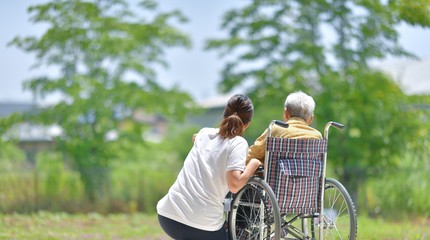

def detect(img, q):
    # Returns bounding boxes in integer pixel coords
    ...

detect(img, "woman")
[157,94,262,240]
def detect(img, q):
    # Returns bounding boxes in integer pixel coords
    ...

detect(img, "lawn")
[0,212,167,240]
[0,212,429,239]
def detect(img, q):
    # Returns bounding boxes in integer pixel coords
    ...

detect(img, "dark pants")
[158,214,228,240]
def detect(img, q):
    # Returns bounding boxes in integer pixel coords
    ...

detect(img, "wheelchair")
[227,120,357,240]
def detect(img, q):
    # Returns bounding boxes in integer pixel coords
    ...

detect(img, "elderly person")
[246,91,322,165]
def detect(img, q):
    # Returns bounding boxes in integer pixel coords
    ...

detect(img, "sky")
[1,1,430,104]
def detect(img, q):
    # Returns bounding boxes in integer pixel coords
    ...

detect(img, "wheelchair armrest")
[255,166,264,176]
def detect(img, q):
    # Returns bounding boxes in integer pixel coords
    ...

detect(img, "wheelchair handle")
[267,120,289,138]
[324,121,345,139]
[273,120,289,128]
[330,121,344,130]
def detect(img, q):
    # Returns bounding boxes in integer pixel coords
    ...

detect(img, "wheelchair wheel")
[228,177,281,240]
[302,178,357,240]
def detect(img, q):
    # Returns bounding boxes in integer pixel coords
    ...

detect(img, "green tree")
[8,0,195,203]
[206,0,430,207]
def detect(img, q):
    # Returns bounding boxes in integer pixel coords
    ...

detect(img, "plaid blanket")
[266,138,327,215]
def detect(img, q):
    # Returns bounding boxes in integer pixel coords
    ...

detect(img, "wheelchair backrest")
[265,137,328,215]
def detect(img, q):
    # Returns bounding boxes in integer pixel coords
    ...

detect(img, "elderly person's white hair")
[284,91,315,122]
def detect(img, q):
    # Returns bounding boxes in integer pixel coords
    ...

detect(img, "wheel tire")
[302,178,357,240]
[228,177,281,240]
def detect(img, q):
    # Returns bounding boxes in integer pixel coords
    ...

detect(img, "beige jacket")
[246,117,322,164]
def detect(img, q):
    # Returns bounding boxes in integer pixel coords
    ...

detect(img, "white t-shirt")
[156,127,248,231]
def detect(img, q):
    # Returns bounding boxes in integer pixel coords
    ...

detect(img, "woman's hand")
[226,158,262,194]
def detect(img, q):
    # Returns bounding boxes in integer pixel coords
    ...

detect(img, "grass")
[0,212,168,240]
[0,212,429,239]
[357,215,430,240]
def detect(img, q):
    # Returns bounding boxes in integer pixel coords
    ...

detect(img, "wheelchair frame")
[228,120,357,240]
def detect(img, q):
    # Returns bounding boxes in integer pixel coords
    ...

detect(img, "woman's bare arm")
[226,158,262,194]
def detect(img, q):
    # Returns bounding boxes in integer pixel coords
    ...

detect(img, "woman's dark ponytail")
[219,94,254,139]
